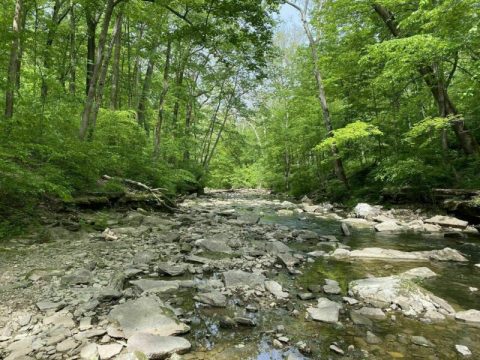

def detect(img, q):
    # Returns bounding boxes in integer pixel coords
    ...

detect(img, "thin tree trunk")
[91,11,123,132]
[153,39,172,158]
[85,9,99,96]
[373,3,479,155]
[110,11,123,109]
[79,0,119,140]
[136,49,156,133]
[5,0,23,119]
[286,1,349,187]
[69,1,76,95]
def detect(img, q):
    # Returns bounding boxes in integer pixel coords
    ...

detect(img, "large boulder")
[455,309,480,326]
[332,247,467,262]
[354,203,381,219]
[109,297,190,338]
[348,268,455,319]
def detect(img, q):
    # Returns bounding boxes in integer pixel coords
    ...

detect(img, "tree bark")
[373,3,479,155]
[110,11,123,109]
[4,0,24,119]
[153,39,172,158]
[136,48,157,133]
[69,1,76,95]
[286,1,349,187]
[79,0,119,140]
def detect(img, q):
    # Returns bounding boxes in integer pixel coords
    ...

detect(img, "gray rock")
[425,215,468,229]
[234,317,256,326]
[329,344,344,355]
[109,297,190,338]
[36,300,65,312]
[455,309,480,325]
[157,262,186,277]
[411,336,433,347]
[184,255,211,265]
[80,343,98,359]
[353,307,386,320]
[194,291,227,307]
[265,241,292,255]
[455,345,472,357]
[98,343,123,359]
[374,221,404,232]
[341,223,351,236]
[130,279,179,293]
[265,280,289,299]
[333,247,467,262]
[323,279,341,295]
[307,298,342,323]
[127,333,191,358]
[222,270,266,289]
[62,268,92,285]
[350,311,373,326]
[133,251,157,265]
[366,331,382,344]
[196,238,232,254]
[354,203,380,219]
[56,338,78,353]
[297,293,315,300]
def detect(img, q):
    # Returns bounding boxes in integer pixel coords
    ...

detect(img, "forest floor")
[1,190,480,360]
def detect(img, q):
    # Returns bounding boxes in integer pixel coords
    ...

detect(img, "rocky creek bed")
[1,189,480,360]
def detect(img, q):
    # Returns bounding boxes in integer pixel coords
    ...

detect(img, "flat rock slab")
[348,268,455,318]
[194,291,227,307]
[374,221,404,232]
[109,297,190,338]
[333,247,467,262]
[265,280,289,299]
[425,215,468,229]
[222,270,266,289]
[157,262,187,276]
[455,309,480,325]
[196,239,232,254]
[98,343,123,359]
[307,298,342,323]
[130,279,180,293]
[127,333,191,358]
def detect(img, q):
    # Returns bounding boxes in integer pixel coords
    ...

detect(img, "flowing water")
[181,191,480,360]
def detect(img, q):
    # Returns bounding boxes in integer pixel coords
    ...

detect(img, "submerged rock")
[109,297,190,338]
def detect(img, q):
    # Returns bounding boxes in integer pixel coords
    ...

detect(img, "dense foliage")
[207,0,480,202]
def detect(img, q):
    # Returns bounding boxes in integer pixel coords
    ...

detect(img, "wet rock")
[354,203,381,219]
[109,297,190,338]
[329,344,345,355]
[350,311,373,326]
[455,345,472,357]
[323,279,341,295]
[127,333,191,358]
[219,316,236,328]
[411,336,433,347]
[333,247,467,262]
[455,309,480,325]
[297,293,315,300]
[222,270,266,289]
[234,317,256,326]
[374,221,404,232]
[98,343,123,359]
[307,298,342,323]
[194,291,227,307]
[348,268,454,318]
[341,223,351,236]
[265,280,289,299]
[157,262,187,277]
[424,215,468,229]
[366,331,382,344]
[353,307,386,320]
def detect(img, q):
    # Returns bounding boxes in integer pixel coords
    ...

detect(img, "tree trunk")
[110,11,123,109]
[373,3,479,155]
[90,11,123,132]
[286,1,349,187]
[4,0,23,119]
[85,9,99,96]
[153,39,172,158]
[79,0,118,140]
[136,48,156,133]
[69,1,76,95]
